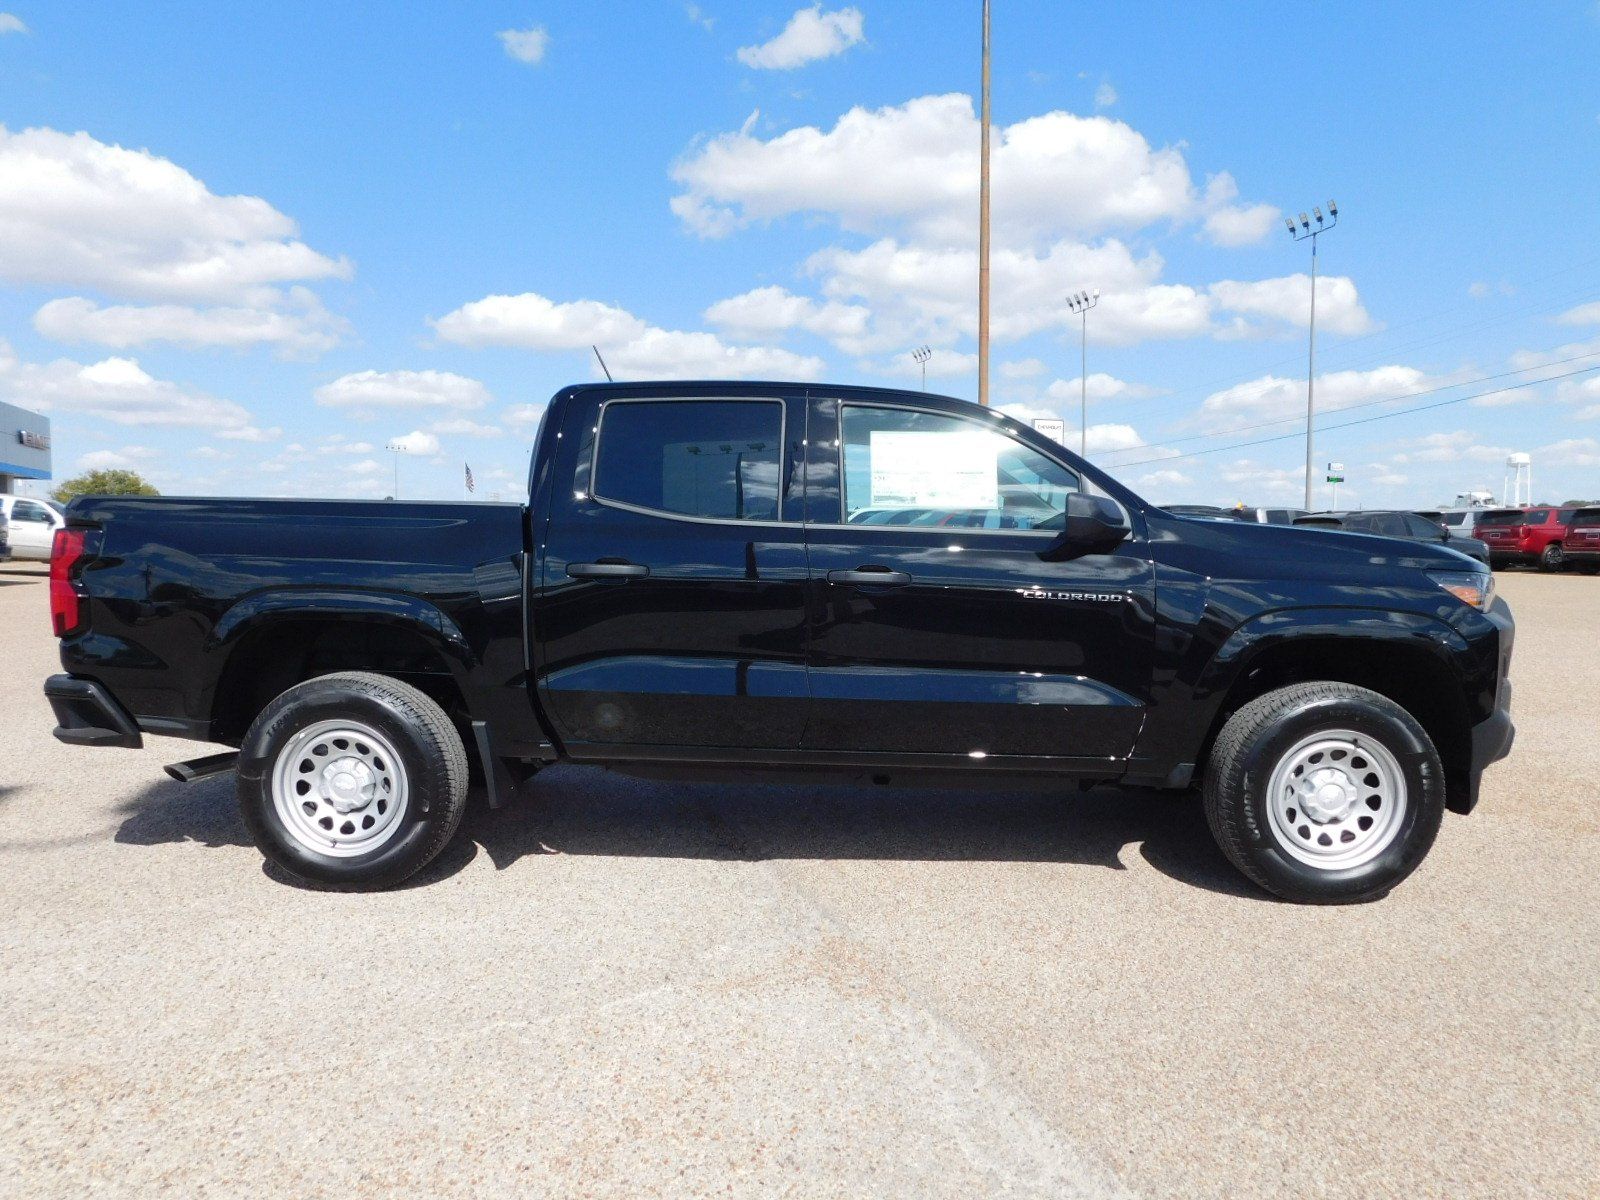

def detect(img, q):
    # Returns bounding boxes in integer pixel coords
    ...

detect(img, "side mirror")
[1038,493,1129,561]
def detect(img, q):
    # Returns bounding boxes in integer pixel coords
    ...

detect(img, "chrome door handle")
[826,567,911,587]
[567,561,650,579]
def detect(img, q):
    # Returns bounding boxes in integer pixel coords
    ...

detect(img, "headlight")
[1428,570,1495,611]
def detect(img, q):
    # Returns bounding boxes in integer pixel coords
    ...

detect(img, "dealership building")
[1,401,52,494]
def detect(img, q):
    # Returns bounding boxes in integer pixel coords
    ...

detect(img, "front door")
[802,396,1155,763]
[534,389,811,753]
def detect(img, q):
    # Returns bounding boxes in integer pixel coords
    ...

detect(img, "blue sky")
[2,2,1598,506]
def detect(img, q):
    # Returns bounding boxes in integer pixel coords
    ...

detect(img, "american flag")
[464,462,475,493]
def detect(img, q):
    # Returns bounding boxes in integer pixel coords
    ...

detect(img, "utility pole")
[912,345,932,390]
[1286,200,1338,510]
[977,0,991,406]
[1065,289,1099,457]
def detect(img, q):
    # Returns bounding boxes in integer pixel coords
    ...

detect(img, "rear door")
[532,389,811,753]
[800,395,1155,762]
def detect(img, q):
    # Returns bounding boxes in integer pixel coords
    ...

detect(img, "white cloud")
[215,424,280,443]
[1388,430,1510,465]
[434,290,825,380]
[314,369,491,413]
[0,14,27,35]
[874,347,977,379]
[703,285,868,344]
[1044,373,1160,404]
[504,403,548,428]
[1539,437,1600,468]
[388,430,442,457]
[1202,203,1280,248]
[736,6,864,70]
[1000,358,1047,380]
[430,417,504,437]
[433,293,647,350]
[1207,274,1373,336]
[1557,301,1600,326]
[1130,467,1190,493]
[75,446,156,472]
[1196,365,1431,431]
[672,94,1219,246]
[0,126,349,304]
[33,288,348,355]
[497,26,549,65]
[685,5,715,32]
[603,328,824,380]
[0,344,255,431]
[1093,81,1117,109]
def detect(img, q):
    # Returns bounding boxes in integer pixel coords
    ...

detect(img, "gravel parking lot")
[2,562,1595,1199]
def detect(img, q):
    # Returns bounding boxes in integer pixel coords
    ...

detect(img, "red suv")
[1565,507,1600,573]
[1472,507,1577,571]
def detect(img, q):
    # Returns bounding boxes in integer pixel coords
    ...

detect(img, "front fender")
[1195,605,1472,705]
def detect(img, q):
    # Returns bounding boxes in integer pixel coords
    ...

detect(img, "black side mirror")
[1038,493,1129,561]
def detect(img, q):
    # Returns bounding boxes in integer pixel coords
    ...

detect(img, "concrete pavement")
[1,564,1595,1198]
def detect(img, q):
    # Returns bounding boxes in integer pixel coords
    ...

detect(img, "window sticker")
[868,430,999,510]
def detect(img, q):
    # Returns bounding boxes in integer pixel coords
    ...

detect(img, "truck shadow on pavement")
[112,763,1262,900]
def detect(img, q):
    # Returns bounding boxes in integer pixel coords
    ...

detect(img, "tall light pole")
[1286,200,1338,509]
[912,345,932,390]
[977,0,991,406]
[1065,289,1099,457]
[385,440,403,500]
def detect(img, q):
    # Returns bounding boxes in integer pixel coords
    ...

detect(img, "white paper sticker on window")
[868,430,999,510]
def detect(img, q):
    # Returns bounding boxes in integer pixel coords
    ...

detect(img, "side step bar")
[164,752,239,783]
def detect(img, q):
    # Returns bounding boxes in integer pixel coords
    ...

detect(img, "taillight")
[50,527,88,637]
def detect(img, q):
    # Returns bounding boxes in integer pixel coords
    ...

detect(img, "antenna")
[592,345,614,382]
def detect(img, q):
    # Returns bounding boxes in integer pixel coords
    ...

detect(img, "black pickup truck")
[44,381,1515,902]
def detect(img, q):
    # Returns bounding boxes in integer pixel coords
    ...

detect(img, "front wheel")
[1204,682,1446,903]
[238,672,470,890]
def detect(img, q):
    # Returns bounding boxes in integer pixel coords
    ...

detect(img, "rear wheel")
[1204,682,1446,903]
[238,672,469,890]
[1539,543,1565,572]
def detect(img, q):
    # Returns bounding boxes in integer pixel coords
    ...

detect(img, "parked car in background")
[1294,510,1491,565]
[0,506,10,563]
[1161,504,1235,520]
[0,494,67,561]
[1563,507,1600,573]
[1470,507,1575,572]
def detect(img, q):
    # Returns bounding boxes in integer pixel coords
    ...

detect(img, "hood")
[1145,510,1483,584]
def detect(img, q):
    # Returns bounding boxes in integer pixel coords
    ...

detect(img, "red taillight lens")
[50,527,88,637]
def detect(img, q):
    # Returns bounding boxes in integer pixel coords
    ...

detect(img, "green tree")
[52,468,160,504]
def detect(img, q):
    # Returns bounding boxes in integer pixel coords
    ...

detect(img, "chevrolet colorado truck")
[44,381,1515,902]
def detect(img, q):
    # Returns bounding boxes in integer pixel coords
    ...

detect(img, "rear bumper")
[44,675,144,749]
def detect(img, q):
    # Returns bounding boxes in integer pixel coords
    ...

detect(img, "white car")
[0,494,65,561]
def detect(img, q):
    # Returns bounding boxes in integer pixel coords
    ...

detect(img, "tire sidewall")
[238,680,455,887]
[1233,695,1444,902]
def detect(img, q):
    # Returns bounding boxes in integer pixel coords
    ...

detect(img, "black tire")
[1203,682,1446,904]
[237,671,469,890]
[1539,543,1565,572]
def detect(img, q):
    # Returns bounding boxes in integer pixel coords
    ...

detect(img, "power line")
[1100,348,1600,457]
[1112,362,1600,468]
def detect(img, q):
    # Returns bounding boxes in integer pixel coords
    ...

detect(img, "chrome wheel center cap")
[1300,768,1356,822]
[322,756,375,814]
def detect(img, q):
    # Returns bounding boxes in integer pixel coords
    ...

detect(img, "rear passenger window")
[593,399,784,522]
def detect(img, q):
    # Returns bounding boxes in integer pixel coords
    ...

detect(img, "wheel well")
[209,619,469,746]
[1202,638,1473,808]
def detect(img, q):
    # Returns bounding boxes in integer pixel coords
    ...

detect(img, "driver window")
[839,405,1080,530]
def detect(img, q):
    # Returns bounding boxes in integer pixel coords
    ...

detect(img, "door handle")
[826,567,911,587]
[567,561,650,579]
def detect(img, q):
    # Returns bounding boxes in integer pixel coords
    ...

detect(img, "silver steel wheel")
[270,719,409,858]
[1265,729,1407,870]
